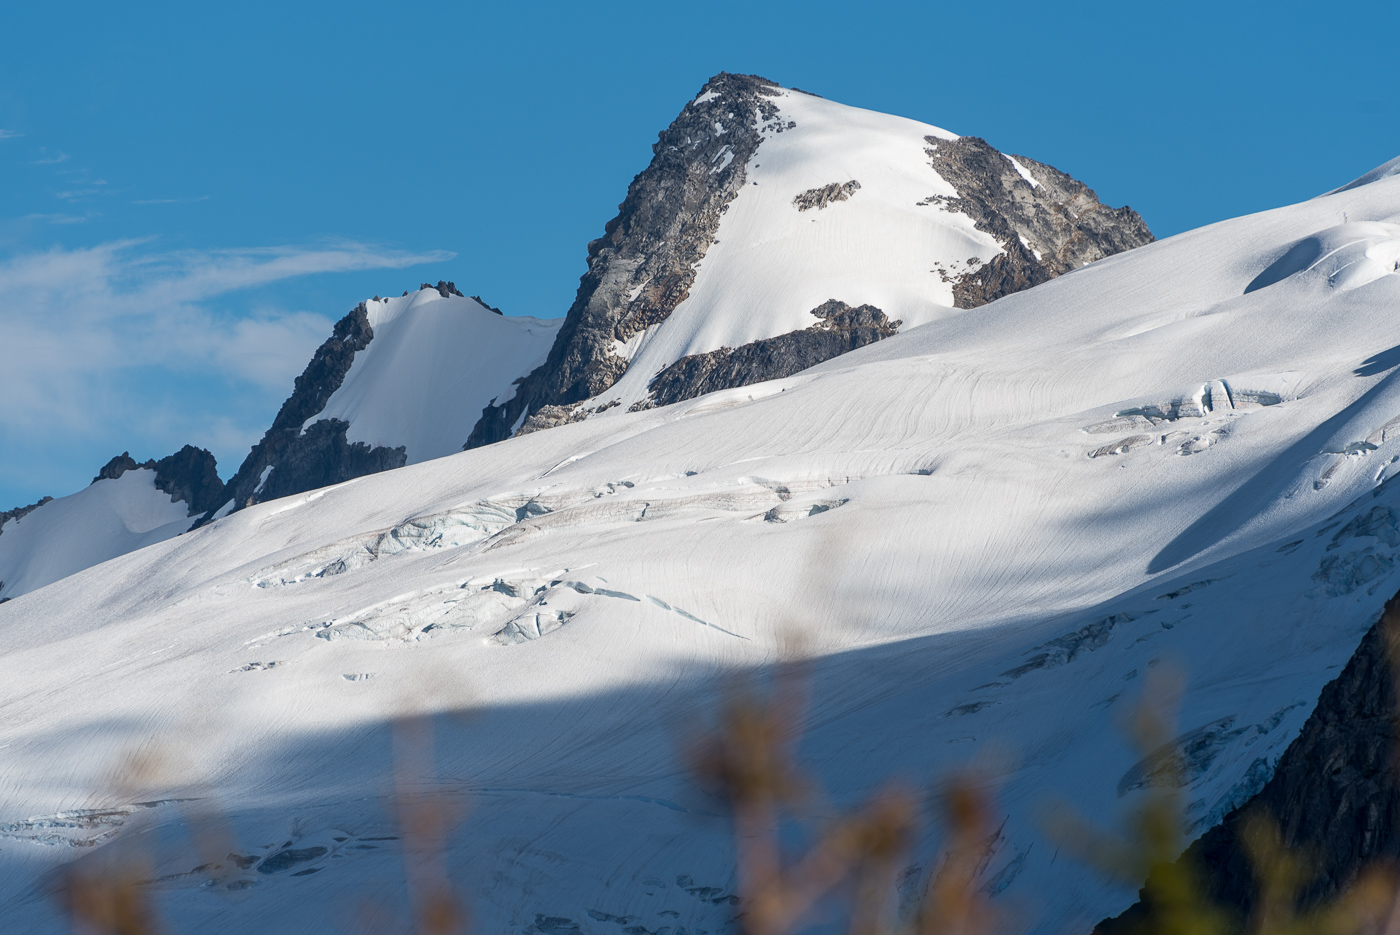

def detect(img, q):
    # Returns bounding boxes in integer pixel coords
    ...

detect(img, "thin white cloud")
[22,212,92,225]
[132,195,210,205]
[0,240,455,436]
[0,130,22,140]
[30,150,69,165]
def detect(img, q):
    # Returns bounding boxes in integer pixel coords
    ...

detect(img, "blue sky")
[1,0,1395,510]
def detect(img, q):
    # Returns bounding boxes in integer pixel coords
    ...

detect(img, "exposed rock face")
[93,452,141,483]
[88,447,225,517]
[1096,591,1400,933]
[204,301,405,522]
[633,300,899,411]
[464,72,782,449]
[425,280,463,298]
[471,294,505,315]
[922,136,1154,308]
[0,497,53,535]
[149,445,226,517]
[793,180,861,211]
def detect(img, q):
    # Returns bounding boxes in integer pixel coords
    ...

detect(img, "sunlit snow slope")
[0,469,191,601]
[469,73,1149,441]
[1,161,1399,934]
[310,291,562,462]
[596,90,981,412]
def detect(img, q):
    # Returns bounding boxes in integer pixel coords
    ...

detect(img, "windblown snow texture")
[4,89,1400,935]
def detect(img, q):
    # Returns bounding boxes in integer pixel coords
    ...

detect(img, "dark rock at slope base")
[464,71,783,450]
[202,301,405,523]
[1096,590,1400,934]
[923,135,1153,308]
[633,300,900,411]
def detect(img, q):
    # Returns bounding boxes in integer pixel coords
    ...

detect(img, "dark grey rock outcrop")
[1095,590,1400,934]
[93,452,141,483]
[465,72,783,449]
[632,300,899,410]
[0,496,53,535]
[88,447,225,517]
[793,180,861,211]
[149,445,226,517]
[471,294,505,315]
[202,300,405,522]
[923,135,1154,309]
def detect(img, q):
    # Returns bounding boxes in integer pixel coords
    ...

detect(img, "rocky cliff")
[1096,590,1400,932]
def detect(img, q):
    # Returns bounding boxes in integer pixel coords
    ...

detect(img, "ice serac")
[206,283,561,522]
[1097,591,1400,934]
[465,72,782,446]
[466,73,1154,434]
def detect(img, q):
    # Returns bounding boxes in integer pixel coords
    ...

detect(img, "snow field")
[0,153,1399,932]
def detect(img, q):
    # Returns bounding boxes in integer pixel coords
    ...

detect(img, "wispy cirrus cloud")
[132,195,210,206]
[0,239,453,449]
[0,130,23,140]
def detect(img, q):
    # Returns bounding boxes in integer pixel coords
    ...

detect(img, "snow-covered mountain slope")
[210,283,561,519]
[1,161,1398,933]
[467,72,1152,444]
[0,447,222,601]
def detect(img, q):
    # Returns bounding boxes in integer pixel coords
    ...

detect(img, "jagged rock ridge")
[465,72,783,448]
[94,447,226,517]
[923,136,1154,308]
[1097,590,1400,933]
[633,299,899,410]
[0,497,53,536]
[203,301,406,523]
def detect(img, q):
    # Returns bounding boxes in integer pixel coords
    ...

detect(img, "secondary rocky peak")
[465,72,782,448]
[92,452,141,484]
[203,300,401,523]
[464,74,1153,446]
[89,447,225,517]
